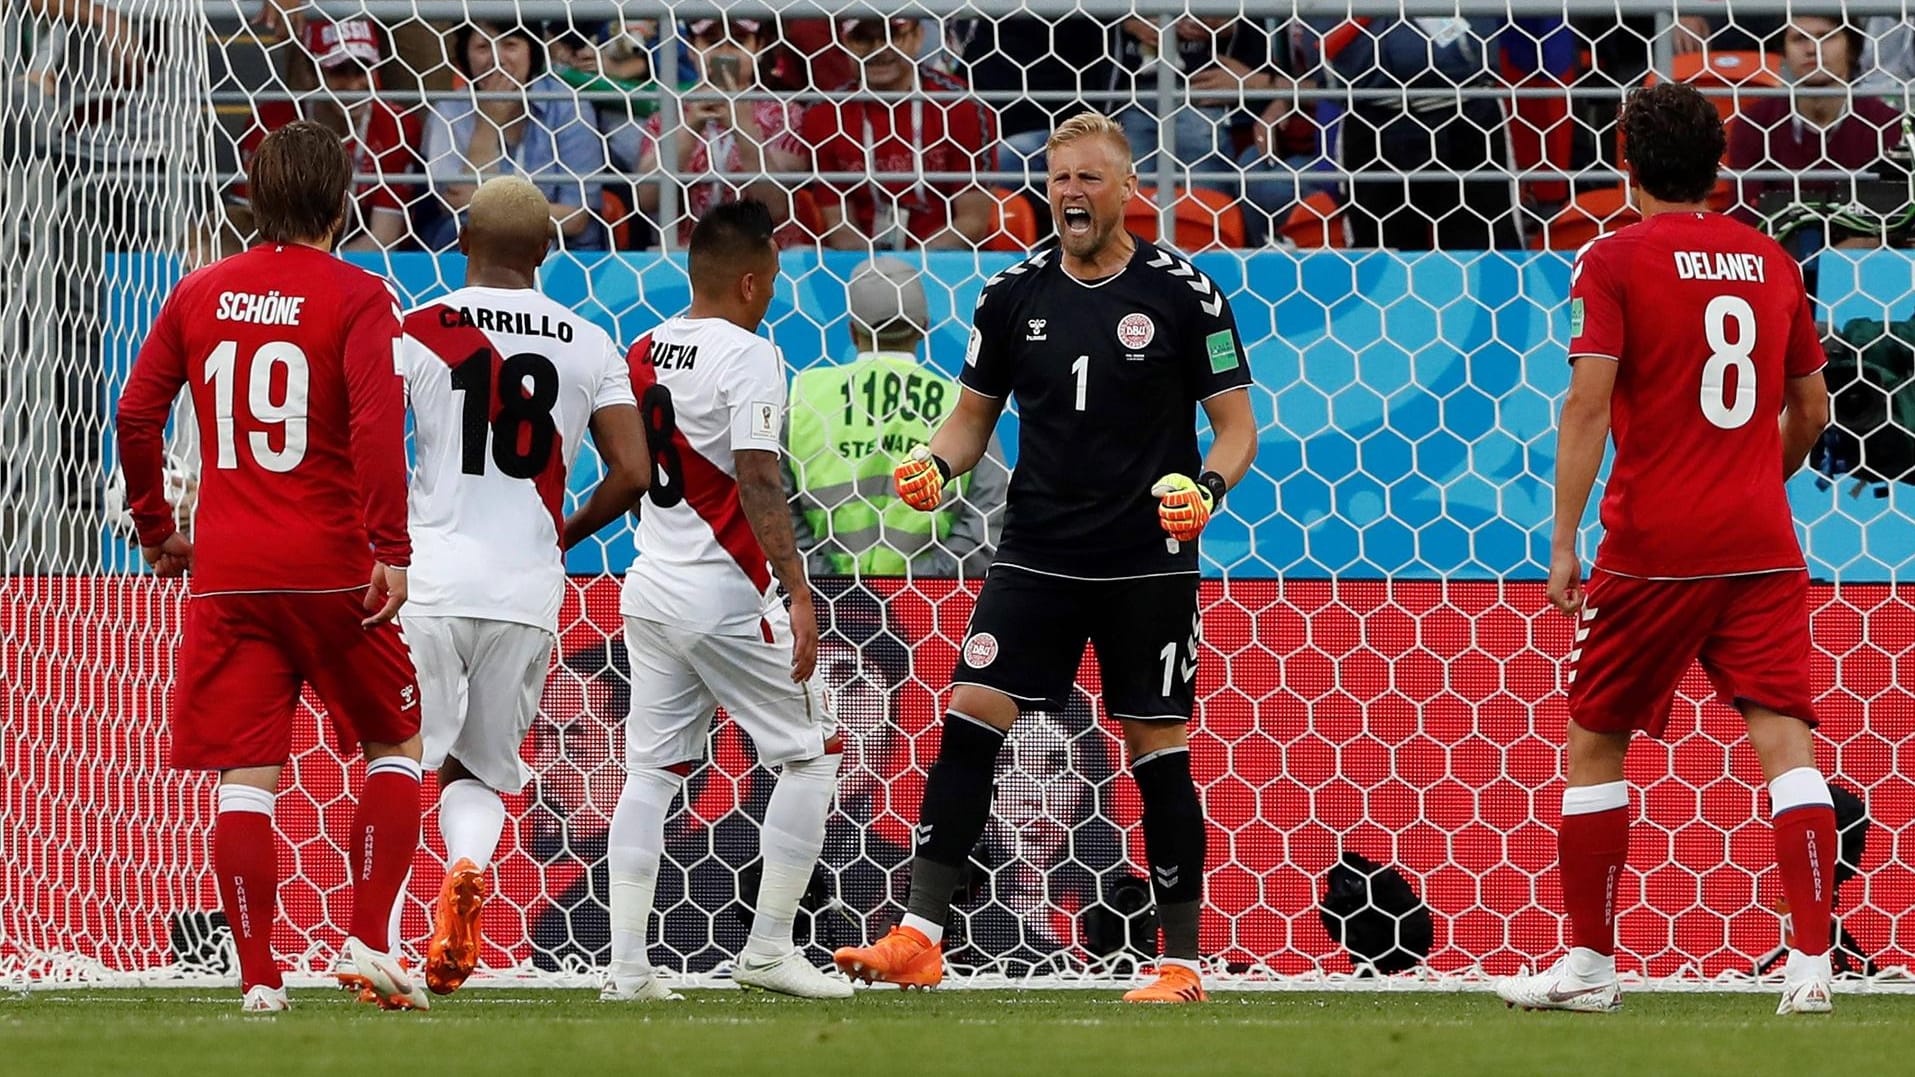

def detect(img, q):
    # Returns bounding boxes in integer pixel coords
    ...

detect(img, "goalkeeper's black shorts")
[949,564,1200,720]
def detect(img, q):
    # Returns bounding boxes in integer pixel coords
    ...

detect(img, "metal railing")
[207,1,1915,17]
[191,0,1915,246]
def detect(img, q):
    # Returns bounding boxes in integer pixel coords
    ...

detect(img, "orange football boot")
[425,857,487,995]
[832,925,943,989]
[1122,964,1207,1003]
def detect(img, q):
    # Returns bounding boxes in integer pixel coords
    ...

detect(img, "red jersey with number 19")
[1567,212,1825,579]
[116,244,411,595]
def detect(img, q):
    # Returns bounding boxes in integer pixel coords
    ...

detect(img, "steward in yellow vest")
[784,258,1007,578]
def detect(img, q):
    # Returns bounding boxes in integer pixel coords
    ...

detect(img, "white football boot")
[600,970,684,1002]
[1776,950,1834,1015]
[1495,951,1622,1013]
[733,949,855,999]
[240,984,290,1014]
[341,936,431,1011]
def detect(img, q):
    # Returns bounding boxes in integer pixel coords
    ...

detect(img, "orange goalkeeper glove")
[1152,471,1227,542]
[894,446,951,511]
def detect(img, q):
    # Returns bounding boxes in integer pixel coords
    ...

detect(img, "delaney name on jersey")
[1672,250,1768,283]
[436,304,576,342]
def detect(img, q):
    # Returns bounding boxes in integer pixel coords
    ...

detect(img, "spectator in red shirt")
[632,18,810,247]
[1729,15,1904,237]
[238,18,421,250]
[799,18,997,250]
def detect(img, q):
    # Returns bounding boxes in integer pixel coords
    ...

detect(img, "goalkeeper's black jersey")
[958,237,1253,579]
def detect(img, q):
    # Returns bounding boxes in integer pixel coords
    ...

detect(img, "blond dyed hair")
[1045,111,1135,175]
[468,175,552,230]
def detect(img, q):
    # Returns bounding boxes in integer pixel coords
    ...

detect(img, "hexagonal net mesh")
[4,0,1914,990]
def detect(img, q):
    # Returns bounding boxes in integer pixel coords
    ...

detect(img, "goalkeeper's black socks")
[903,711,1006,938]
[1134,745,1206,961]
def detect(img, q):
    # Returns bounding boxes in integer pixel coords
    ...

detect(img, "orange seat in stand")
[1640,51,1780,211]
[1531,186,1640,250]
[1125,186,1248,251]
[1280,191,1347,249]
[984,187,1039,252]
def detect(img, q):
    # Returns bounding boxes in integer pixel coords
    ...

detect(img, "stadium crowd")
[224,8,1913,256]
[8,1,1914,573]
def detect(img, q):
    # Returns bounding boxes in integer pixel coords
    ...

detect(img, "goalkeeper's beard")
[1062,212,1120,261]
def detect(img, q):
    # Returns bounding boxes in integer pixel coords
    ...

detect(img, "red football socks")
[349,755,423,950]
[1559,782,1630,956]
[1771,767,1837,957]
[215,784,282,991]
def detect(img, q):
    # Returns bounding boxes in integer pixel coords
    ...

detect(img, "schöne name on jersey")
[436,304,576,342]
[1672,250,1768,283]
[642,341,699,370]
[215,290,306,326]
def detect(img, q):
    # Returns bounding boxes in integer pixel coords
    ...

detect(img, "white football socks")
[607,767,681,980]
[745,752,840,961]
[438,779,506,871]
[899,914,945,945]
[218,783,274,817]
[1566,946,1617,981]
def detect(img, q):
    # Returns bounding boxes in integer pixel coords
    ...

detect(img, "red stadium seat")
[1649,51,1783,123]
[984,187,1039,252]
[791,188,825,244]
[1280,191,1347,249]
[1125,186,1247,251]
[1639,52,1779,211]
[599,188,636,250]
[1531,187,1640,251]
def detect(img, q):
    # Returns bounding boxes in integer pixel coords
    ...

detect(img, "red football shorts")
[169,590,421,770]
[1566,568,1816,738]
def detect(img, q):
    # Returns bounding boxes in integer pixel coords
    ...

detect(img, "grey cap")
[846,256,930,338]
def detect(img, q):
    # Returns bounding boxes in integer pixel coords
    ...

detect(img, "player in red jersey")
[1496,84,1836,1016]
[115,121,429,1014]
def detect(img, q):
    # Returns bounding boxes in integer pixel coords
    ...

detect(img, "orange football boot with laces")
[425,857,487,995]
[1123,964,1207,1003]
[833,925,944,989]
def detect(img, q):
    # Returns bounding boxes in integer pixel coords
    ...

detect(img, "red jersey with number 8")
[117,244,411,595]
[1567,212,1826,579]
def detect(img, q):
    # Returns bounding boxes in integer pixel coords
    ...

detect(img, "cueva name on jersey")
[215,290,306,326]
[436,304,576,342]
[645,341,699,370]
[1672,250,1768,284]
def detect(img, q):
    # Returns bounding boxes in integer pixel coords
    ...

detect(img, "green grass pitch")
[4,988,1909,1077]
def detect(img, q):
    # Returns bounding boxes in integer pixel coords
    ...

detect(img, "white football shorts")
[408,614,556,793]
[622,604,834,771]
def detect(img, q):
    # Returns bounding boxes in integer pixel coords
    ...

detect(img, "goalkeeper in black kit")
[832,112,1259,1002]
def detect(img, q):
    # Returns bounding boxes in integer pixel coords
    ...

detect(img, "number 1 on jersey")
[1072,354,1088,411]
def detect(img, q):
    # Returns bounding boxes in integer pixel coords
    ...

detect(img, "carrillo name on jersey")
[435,303,576,342]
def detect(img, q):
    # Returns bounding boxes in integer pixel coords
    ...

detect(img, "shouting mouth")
[1062,206,1093,237]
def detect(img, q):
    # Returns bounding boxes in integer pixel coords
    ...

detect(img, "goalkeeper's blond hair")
[1045,111,1135,176]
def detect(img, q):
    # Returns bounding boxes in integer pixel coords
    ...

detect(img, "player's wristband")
[931,454,953,483]
[1197,470,1228,508]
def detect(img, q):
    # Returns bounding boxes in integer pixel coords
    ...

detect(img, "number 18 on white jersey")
[400,285,635,632]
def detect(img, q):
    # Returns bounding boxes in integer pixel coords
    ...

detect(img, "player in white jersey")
[604,200,849,1001]
[397,177,651,996]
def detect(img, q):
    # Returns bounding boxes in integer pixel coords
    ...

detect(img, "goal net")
[5,0,1914,990]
